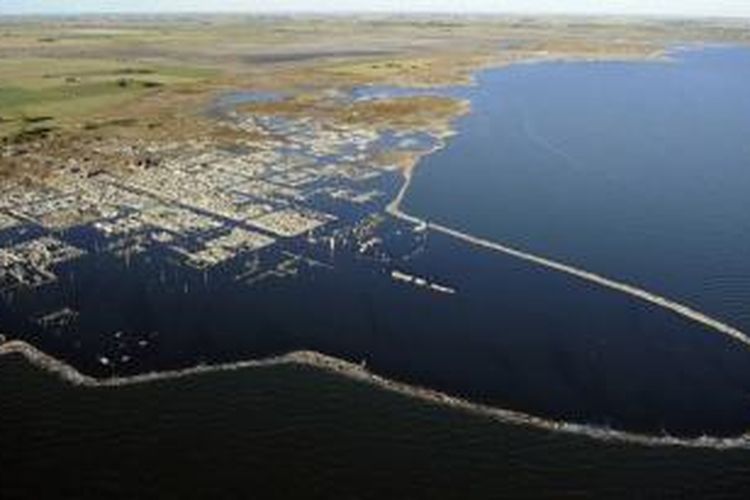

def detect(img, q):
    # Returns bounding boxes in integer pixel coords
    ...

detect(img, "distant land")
[2,14,750,498]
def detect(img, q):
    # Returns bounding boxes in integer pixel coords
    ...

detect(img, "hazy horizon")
[2,1,750,19]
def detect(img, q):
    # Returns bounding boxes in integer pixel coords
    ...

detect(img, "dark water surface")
[4,46,750,497]
[404,47,750,333]
[2,355,750,499]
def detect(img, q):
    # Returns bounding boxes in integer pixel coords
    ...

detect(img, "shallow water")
[3,46,750,440]
[5,219,750,436]
[5,45,750,499]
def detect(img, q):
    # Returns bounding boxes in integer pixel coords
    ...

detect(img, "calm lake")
[405,46,750,334]
[3,48,750,494]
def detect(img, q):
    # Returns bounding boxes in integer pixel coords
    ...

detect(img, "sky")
[1,1,750,18]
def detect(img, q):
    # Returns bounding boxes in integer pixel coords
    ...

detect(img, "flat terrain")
[1,14,748,181]
[3,17,750,498]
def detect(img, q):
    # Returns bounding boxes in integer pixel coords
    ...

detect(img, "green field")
[0,56,216,139]
[1,15,747,174]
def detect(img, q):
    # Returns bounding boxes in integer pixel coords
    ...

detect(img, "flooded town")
[6,19,750,498]
[0,91,454,374]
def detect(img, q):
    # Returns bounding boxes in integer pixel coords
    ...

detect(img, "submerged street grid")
[0,100,451,370]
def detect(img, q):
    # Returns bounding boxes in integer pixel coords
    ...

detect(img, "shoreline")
[2,339,750,450]
[385,46,750,351]
[4,45,750,451]
[387,166,750,350]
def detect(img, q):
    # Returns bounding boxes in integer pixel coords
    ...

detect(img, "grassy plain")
[0,15,748,179]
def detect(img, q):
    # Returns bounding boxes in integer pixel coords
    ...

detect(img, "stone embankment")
[2,339,750,450]
[386,158,750,350]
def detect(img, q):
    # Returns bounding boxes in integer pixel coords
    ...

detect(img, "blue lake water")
[7,45,750,500]
[404,46,750,333]
[4,46,750,440]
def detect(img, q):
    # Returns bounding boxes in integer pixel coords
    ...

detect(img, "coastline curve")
[386,157,750,350]
[4,49,750,453]
[2,339,750,451]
